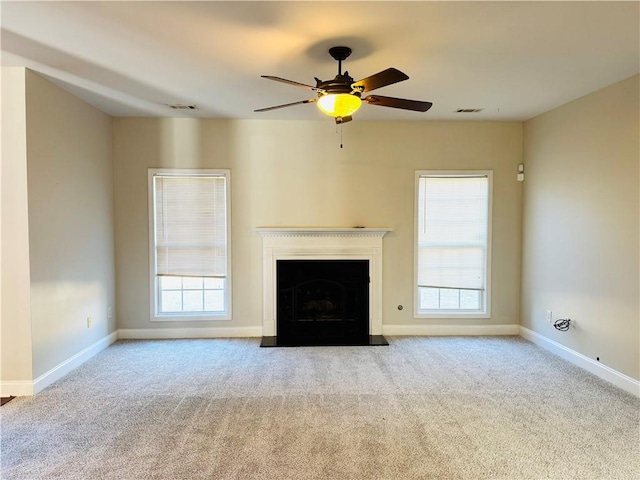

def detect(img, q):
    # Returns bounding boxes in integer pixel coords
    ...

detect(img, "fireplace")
[256,228,391,347]
[277,260,369,346]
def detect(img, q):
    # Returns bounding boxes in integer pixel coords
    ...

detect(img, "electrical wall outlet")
[86,317,92,328]
[107,307,112,319]
[546,310,552,323]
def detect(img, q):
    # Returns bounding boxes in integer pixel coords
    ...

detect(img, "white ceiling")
[2,1,638,121]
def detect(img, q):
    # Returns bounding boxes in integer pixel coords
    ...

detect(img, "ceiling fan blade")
[364,95,433,112]
[254,99,316,112]
[352,68,409,93]
[261,76,324,92]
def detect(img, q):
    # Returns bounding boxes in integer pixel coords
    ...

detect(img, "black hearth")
[261,259,388,347]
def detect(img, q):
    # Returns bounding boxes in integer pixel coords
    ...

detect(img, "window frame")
[148,168,232,322]
[414,170,492,319]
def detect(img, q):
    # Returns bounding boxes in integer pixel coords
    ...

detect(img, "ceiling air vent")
[455,108,483,113]
[167,104,199,110]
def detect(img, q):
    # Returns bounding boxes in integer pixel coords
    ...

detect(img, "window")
[415,171,491,317]
[148,169,231,320]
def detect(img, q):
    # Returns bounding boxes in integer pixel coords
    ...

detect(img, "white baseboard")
[117,326,263,339]
[383,324,520,336]
[519,326,639,397]
[0,331,119,397]
[32,331,119,394]
[7,326,635,398]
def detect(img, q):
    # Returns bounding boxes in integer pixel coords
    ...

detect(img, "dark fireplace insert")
[261,259,388,347]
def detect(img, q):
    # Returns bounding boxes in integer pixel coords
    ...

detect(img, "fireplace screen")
[276,260,369,346]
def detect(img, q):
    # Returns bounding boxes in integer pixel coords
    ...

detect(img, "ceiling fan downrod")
[328,46,352,76]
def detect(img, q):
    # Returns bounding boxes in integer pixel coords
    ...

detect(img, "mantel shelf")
[255,227,393,237]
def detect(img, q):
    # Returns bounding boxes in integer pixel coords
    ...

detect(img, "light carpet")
[1,336,638,479]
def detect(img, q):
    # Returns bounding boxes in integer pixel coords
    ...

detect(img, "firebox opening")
[267,259,385,347]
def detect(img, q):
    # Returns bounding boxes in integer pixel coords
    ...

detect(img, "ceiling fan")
[255,46,433,124]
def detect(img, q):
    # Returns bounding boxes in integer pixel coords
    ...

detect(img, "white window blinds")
[417,175,489,291]
[154,174,227,278]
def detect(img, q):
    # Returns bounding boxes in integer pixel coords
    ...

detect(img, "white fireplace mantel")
[255,227,393,237]
[256,227,393,337]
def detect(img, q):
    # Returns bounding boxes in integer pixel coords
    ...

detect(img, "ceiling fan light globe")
[317,93,362,118]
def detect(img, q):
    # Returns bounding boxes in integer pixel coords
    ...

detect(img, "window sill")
[151,313,231,322]
[414,312,490,319]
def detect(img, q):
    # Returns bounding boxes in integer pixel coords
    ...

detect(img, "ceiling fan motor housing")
[316,74,363,98]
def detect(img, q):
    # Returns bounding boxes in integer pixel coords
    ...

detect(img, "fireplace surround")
[256,228,392,346]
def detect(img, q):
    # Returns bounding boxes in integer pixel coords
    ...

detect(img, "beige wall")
[522,75,640,380]
[113,118,523,330]
[7,67,637,388]
[25,71,116,378]
[4,65,637,390]
[1,67,34,391]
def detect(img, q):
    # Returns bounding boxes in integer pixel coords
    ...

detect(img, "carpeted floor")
[1,336,638,479]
